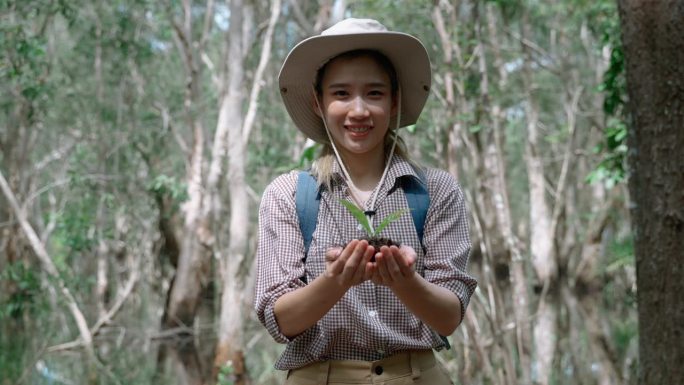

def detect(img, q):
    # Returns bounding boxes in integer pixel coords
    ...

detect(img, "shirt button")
[374,366,384,375]
[368,310,377,317]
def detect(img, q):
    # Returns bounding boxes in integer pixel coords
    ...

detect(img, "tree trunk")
[520,9,557,385]
[159,1,216,384]
[617,2,684,384]
[213,0,250,383]
[482,6,533,383]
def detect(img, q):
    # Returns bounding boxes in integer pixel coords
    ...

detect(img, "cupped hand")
[325,239,374,288]
[370,245,417,287]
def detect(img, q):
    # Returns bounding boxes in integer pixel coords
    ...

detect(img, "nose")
[349,96,370,118]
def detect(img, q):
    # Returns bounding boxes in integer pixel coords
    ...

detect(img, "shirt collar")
[330,155,423,191]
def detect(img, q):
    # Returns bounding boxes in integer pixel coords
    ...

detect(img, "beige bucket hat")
[278,18,432,144]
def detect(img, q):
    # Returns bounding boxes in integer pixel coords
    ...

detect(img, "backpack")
[295,170,429,255]
[294,170,451,349]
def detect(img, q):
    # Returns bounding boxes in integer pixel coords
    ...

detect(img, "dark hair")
[314,49,399,97]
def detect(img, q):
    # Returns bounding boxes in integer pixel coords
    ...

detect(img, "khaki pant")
[284,350,454,385]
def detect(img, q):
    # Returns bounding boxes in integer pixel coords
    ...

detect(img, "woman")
[255,18,477,384]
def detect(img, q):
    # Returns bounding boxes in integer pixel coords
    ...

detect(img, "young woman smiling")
[255,18,477,385]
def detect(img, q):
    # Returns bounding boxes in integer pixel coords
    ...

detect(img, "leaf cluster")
[339,199,408,239]
[0,264,47,320]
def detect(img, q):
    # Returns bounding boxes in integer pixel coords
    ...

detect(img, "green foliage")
[217,362,236,385]
[274,142,320,173]
[486,0,523,20]
[0,0,77,116]
[588,0,628,188]
[340,199,374,235]
[147,174,188,203]
[0,263,46,320]
[605,235,634,274]
[339,199,408,239]
[586,118,627,189]
[54,195,97,253]
[0,327,27,381]
[374,209,409,236]
[0,263,49,383]
[612,317,638,360]
[601,46,626,116]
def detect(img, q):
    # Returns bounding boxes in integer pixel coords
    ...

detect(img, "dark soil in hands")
[361,237,400,262]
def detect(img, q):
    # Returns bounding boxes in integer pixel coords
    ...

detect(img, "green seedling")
[339,199,408,240]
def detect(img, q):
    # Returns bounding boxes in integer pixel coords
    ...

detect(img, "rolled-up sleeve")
[422,170,478,324]
[254,172,308,343]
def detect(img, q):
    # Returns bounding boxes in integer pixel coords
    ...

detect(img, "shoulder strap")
[296,171,321,257]
[402,169,430,245]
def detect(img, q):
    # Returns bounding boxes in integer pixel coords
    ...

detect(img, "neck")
[339,149,386,192]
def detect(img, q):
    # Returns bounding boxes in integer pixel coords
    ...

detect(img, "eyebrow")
[326,82,390,89]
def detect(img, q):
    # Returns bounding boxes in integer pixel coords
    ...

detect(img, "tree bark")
[520,9,557,385]
[617,2,684,384]
[159,1,216,384]
[213,0,257,383]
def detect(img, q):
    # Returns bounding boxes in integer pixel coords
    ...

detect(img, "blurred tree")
[617,2,684,385]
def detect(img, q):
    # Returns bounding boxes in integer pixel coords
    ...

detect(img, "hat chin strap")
[313,87,402,233]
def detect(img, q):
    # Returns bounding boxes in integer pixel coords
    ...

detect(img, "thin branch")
[242,0,281,145]
[149,326,195,340]
[201,52,221,89]
[46,256,140,353]
[287,0,313,35]
[0,169,95,358]
[199,0,215,52]
[23,174,123,209]
[30,139,77,175]
[550,86,583,237]
[152,102,189,155]
[169,12,193,78]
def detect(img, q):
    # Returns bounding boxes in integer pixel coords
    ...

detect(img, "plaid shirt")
[254,156,477,370]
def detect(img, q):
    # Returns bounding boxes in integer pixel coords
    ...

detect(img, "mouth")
[345,124,372,134]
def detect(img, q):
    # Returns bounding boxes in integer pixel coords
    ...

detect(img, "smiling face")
[316,52,397,159]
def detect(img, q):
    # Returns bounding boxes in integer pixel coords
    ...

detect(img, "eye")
[332,89,349,97]
[368,89,385,98]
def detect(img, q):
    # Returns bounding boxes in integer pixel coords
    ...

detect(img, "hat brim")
[278,32,431,144]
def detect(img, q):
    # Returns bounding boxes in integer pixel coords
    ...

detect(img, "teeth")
[347,126,370,132]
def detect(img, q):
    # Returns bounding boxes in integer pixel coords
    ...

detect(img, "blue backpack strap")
[295,170,320,262]
[402,169,430,245]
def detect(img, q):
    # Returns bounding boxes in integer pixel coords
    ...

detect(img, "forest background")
[1,0,669,384]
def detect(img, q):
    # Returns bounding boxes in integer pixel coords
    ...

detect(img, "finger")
[389,245,410,275]
[364,260,375,281]
[383,247,404,281]
[376,246,394,283]
[368,253,382,284]
[353,245,374,283]
[396,245,416,265]
[394,245,416,277]
[342,240,367,280]
[370,262,384,285]
[325,246,342,262]
[331,241,356,275]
